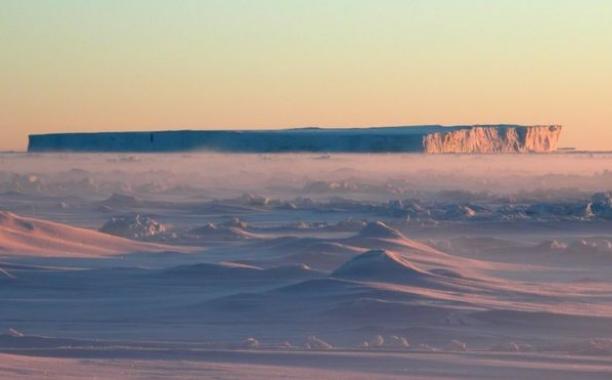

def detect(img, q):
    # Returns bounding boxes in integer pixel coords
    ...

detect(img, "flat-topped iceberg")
[28,124,562,153]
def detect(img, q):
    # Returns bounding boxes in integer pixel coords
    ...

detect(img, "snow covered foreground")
[2,350,611,380]
[1,152,612,379]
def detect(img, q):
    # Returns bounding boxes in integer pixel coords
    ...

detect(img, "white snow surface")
[1,152,612,379]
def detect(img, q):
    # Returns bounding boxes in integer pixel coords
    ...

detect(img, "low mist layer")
[1,152,612,379]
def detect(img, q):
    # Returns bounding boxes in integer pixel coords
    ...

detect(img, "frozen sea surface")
[1,152,612,379]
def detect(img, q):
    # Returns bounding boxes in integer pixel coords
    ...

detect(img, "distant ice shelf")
[27,125,562,153]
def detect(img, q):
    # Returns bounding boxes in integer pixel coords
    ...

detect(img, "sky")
[1,0,611,151]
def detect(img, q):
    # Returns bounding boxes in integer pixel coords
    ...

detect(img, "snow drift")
[331,250,433,284]
[0,210,168,257]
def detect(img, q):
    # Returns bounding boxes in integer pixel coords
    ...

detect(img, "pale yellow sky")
[1,0,611,151]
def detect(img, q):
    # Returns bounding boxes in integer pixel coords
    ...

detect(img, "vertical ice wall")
[28,125,562,153]
[422,126,562,153]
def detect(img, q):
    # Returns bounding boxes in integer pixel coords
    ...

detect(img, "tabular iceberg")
[28,125,562,153]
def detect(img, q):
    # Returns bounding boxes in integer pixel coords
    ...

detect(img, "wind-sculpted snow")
[0,210,173,257]
[331,250,462,286]
[28,125,561,153]
[3,152,612,379]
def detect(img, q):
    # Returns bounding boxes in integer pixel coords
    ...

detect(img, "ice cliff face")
[28,125,562,153]
[423,125,562,153]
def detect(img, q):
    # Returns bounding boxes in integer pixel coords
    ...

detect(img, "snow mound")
[415,343,438,352]
[444,340,468,352]
[237,193,270,206]
[349,220,448,255]
[359,335,409,349]
[99,214,169,240]
[331,250,433,285]
[357,221,406,240]
[304,336,333,350]
[536,240,568,251]
[0,210,168,257]
[267,239,363,271]
[386,335,411,349]
[360,335,382,348]
[221,217,249,229]
[239,337,260,349]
